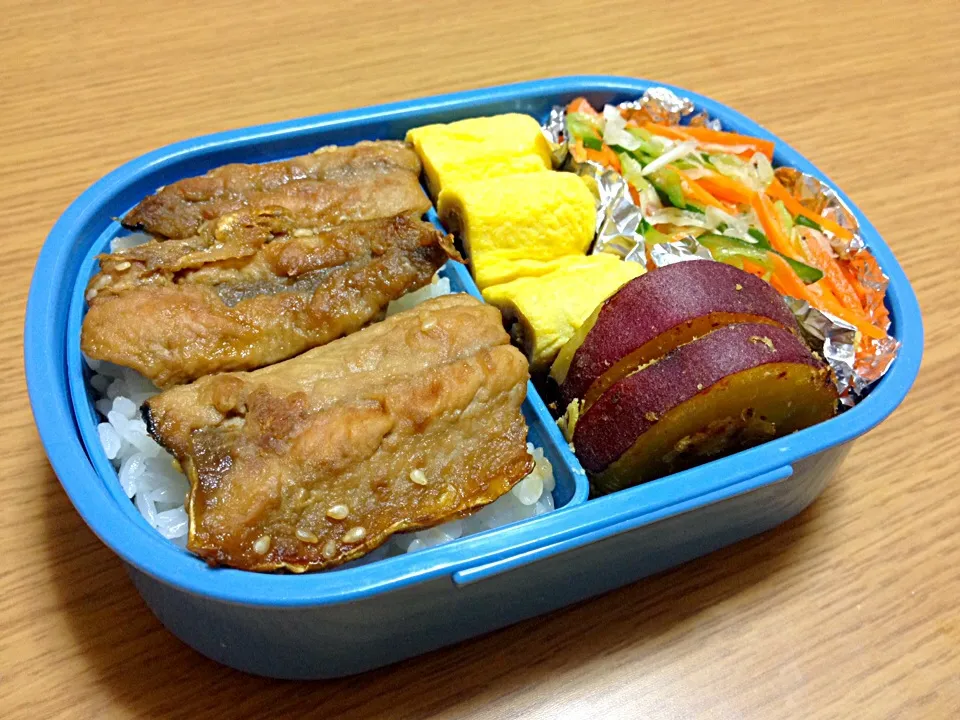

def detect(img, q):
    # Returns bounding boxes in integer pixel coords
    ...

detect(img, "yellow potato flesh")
[591,362,837,494]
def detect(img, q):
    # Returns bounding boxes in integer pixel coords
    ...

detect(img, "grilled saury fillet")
[122,141,429,239]
[82,209,460,387]
[145,294,534,572]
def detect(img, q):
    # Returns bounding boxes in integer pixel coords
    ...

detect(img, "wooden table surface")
[2,1,958,717]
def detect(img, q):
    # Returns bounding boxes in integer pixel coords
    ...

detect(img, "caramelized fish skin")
[122,141,428,239]
[144,295,533,572]
[81,210,460,387]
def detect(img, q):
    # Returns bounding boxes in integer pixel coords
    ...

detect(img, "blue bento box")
[25,76,923,679]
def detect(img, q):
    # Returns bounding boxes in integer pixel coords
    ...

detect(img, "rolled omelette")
[406,114,551,199]
[438,171,597,290]
[482,254,645,373]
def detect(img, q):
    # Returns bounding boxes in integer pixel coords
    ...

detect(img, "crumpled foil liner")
[618,87,720,130]
[852,332,900,392]
[572,161,646,265]
[542,104,568,167]
[541,88,726,269]
[618,87,694,124]
[775,167,863,254]
[539,88,899,405]
[776,170,900,401]
[540,101,646,265]
[649,237,713,267]
[784,297,859,406]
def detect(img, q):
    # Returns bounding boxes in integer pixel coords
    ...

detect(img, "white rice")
[87,357,191,546]
[87,268,556,562]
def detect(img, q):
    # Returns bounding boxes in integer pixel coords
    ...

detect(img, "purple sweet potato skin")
[560,261,799,407]
[573,322,823,473]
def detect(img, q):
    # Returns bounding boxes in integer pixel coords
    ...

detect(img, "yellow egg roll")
[406,114,551,198]
[438,172,596,290]
[482,254,645,373]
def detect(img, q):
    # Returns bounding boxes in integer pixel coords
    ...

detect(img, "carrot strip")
[840,262,869,308]
[567,97,602,119]
[569,138,588,164]
[751,193,797,256]
[800,228,865,313]
[768,255,885,340]
[695,171,756,206]
[845,250,891,330]
[642,122,694,142]
[642,122,775,160]
[675,126,775,160]
[679,173,728,210]
[767,179,854,241]
[767,253,812,301]
[584,143,622,173]
[809,284,886,340]
[740,259,771,280]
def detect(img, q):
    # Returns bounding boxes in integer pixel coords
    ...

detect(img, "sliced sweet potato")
[573,323,837,494]
[554,261,800,410]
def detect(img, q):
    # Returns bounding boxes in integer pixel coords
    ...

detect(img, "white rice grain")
[90,374,111,394]
[95,398,113,419]
[111,395,138,419]
[386,274,452,316]
[106,379,127,400]
[155,508,189,539]
[135,490,158,527]
[512,471,544,506]
[110,232,152,252]
[118,453,147,498]
[97,422,122,460]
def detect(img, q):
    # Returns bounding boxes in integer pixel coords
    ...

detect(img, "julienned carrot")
[766,179,854,241]
[583,142,622,173]
[842,264,870,311]
[799,228,865,313]
[808,284,887,340]
[570,136,622,173]
[768,255,885,340]
[569,138,587,164]
[567,97,602,119]
[642,123,694,142]
[767,252,811,301]
[740,259,771,280]
[751,193,798,256]
[695,171,756,206]
[658,125,775,160]
[678,173,728,210]
[844,250,891,330]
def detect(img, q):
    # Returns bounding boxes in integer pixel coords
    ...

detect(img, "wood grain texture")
[1,0,958,717]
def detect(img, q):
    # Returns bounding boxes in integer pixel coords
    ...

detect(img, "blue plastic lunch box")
[24,76,923,679]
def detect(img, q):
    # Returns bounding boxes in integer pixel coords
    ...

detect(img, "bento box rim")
[24,75,924,608]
